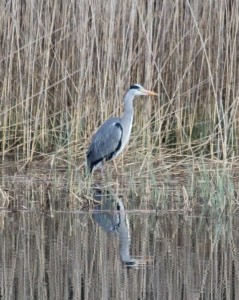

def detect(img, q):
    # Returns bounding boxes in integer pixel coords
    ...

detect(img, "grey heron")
[87,84,158,173]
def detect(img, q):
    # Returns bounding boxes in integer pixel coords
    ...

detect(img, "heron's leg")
[99,161,104,175]
[113,160,119,175]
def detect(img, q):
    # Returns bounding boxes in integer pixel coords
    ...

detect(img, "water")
[1,204,238,299]
[0,160,238,299]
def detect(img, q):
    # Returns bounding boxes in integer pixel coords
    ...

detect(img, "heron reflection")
[92,186,152,267]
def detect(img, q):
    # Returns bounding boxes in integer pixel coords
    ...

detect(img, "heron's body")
[87,84,157,173]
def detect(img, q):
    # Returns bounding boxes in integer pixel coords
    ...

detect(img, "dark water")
[1,203,239,299]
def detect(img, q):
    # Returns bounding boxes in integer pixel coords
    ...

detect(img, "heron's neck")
[119,91,136,151]
[123,91,135,115]
[120,91,135,134]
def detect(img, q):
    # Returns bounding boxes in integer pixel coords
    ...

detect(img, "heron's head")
[129,84,158,96]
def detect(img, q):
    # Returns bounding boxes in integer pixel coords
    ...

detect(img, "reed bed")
[0,0,238,159]
[0,0,239,209]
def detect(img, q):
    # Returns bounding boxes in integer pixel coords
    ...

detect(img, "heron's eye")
[130,85,140,90]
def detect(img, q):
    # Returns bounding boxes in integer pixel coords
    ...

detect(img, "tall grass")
[0,0,238,167]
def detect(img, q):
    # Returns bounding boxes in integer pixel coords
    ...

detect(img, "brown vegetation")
[0,0,238,165]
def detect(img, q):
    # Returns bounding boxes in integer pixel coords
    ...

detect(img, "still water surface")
[0,159,238,299]
[1,200,239,299]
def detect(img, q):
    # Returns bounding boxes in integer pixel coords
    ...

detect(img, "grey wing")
[87,118,123,166]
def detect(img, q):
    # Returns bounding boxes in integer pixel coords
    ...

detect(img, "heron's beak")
[141,88,158,96]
